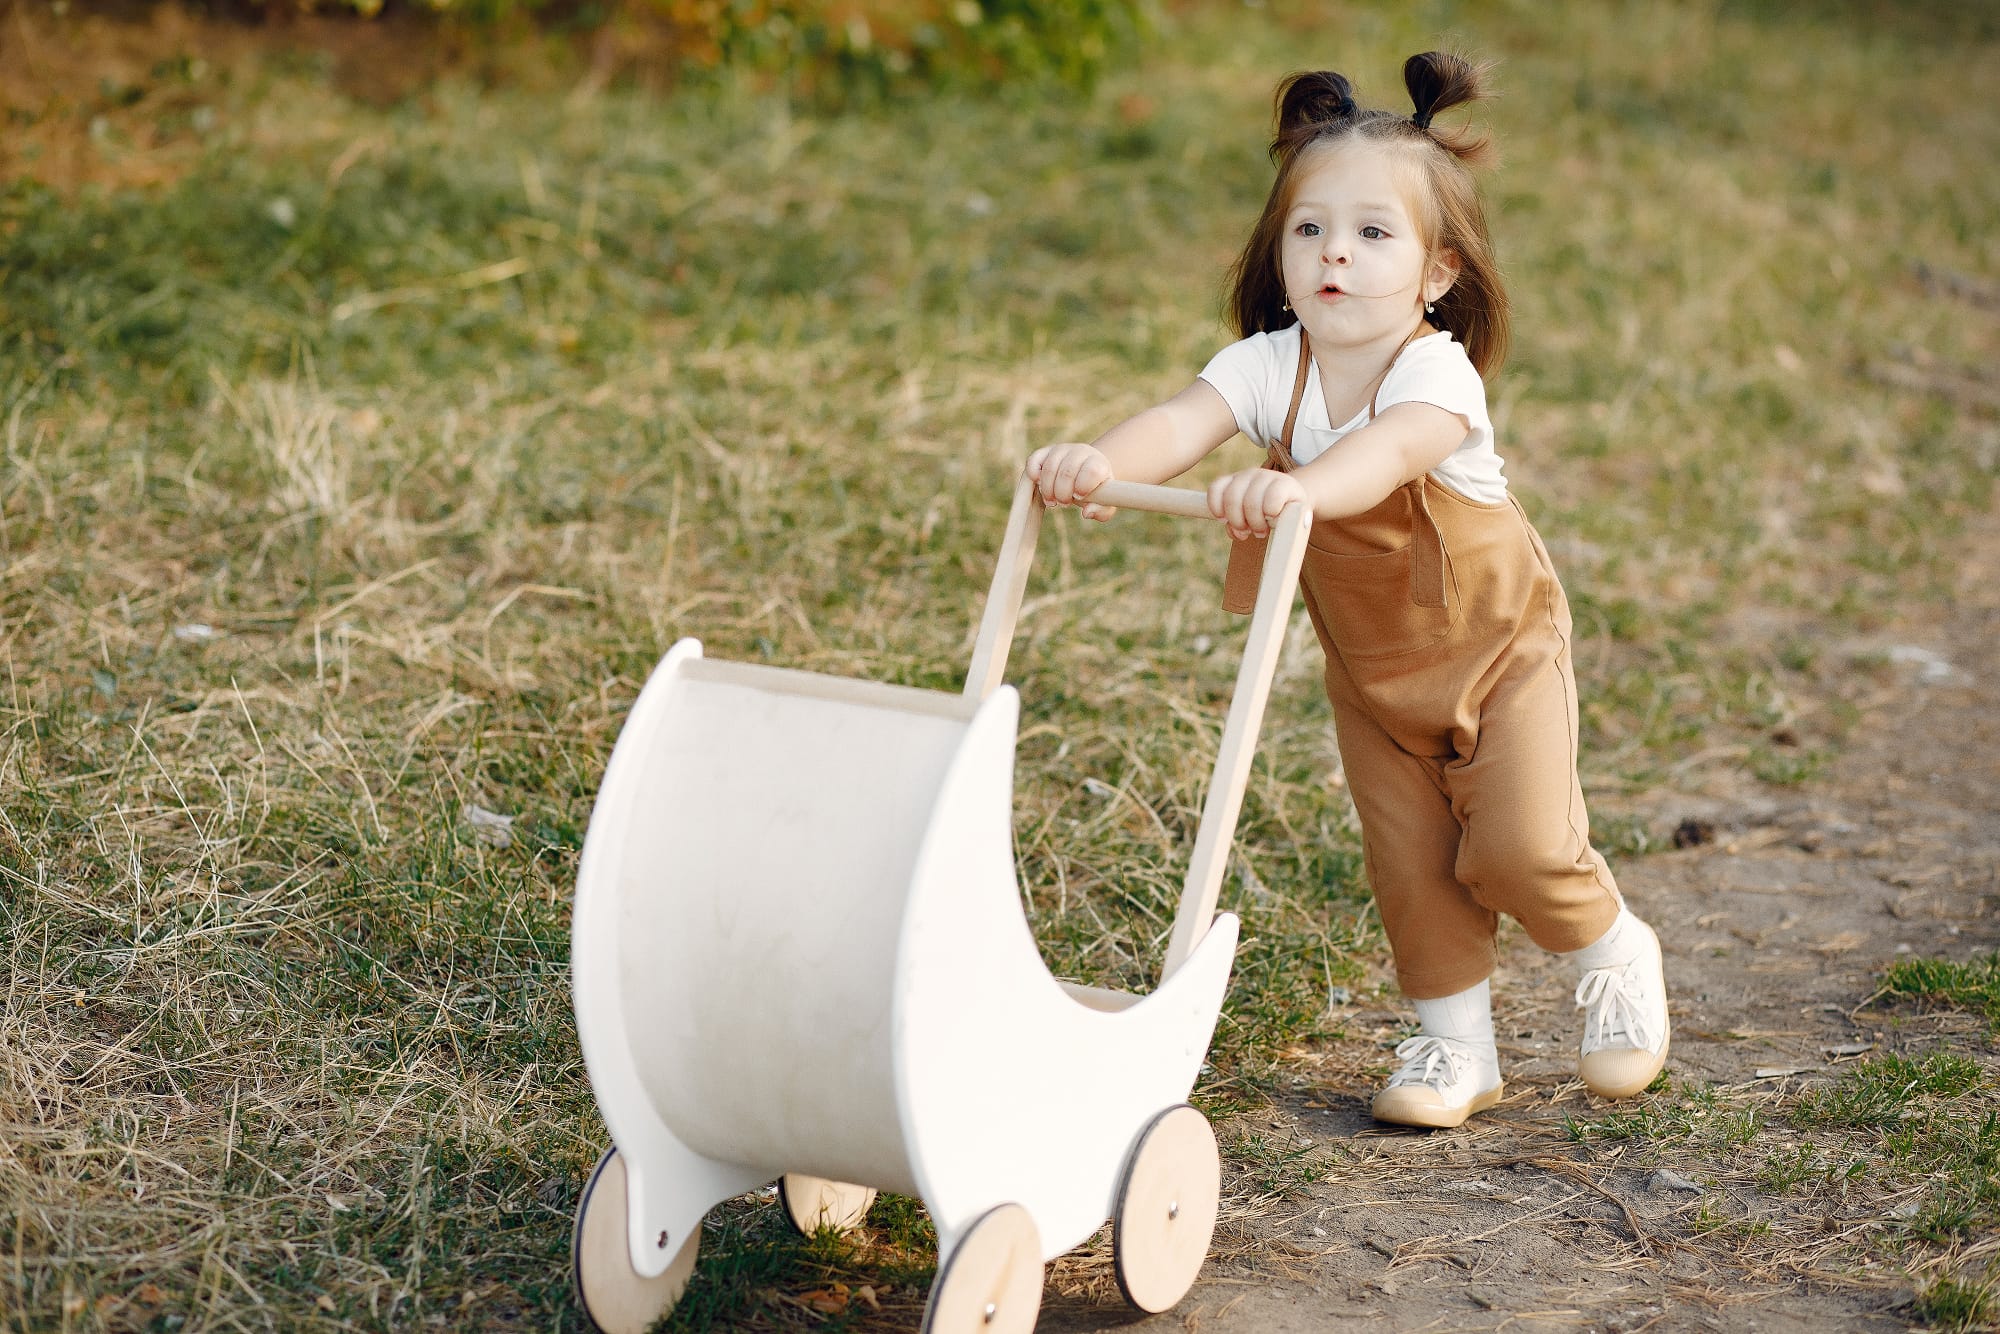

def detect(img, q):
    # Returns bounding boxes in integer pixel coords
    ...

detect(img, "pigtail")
[1402,51,1496,167]
[1271,70,1360,161]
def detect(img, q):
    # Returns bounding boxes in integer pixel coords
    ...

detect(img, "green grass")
[1882,954,2000,1031]
[658,1201,936,1333]
[1791,1052,1986,1132]
[3,0,1999,1328]
[1916,1275,1997,1334]
[1564,1077,1762,1151]
[1787,1054,2000,1248]
[1222,1130,1331,1199]
[1564,1055,1999,1309]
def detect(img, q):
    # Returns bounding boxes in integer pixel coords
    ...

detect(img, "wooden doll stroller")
[568,473,1309,1332]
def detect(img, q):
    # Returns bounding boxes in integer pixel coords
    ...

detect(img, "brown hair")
[1224,53,1511,375]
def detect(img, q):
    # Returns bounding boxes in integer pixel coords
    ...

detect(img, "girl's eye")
[1295,222,1322,238]
[1360,225,1387,240]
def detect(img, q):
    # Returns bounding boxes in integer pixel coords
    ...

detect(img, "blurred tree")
[123,0,1151,95]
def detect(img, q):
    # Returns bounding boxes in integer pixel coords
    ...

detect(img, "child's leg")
[1325,665,1503,1127]
[1447,647,1669,1097]
[1328,685,1495,999]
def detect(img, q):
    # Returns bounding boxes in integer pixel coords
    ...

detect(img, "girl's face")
[1279,142,1456,352]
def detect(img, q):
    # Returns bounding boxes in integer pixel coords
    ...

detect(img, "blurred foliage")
[645,0,1148,94]
[170,0,1148,94]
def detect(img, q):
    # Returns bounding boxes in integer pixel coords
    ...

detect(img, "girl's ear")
[1424,249,1461,304]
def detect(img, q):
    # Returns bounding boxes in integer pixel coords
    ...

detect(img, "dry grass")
[3,0,1999,1328]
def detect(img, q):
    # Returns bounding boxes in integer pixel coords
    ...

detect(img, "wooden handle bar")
[1083,480,1216,521]
[963,467,1312,983]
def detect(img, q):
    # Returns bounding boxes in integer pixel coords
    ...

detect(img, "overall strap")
[1377,327,1448,610]
[1221,328,1312,614]
[1272,329,1311,470]
[1408,482,1448,608]
[1222,325,1447,612]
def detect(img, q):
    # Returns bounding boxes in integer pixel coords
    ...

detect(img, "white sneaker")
[1574,918,1671,1098]
[1370,1035,1503,1129]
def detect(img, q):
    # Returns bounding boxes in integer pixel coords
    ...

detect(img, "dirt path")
[1038,520,2000,1333]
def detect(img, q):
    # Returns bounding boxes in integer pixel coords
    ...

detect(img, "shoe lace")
[1386,1035,1472,1090]
[1574,959,1658,1053]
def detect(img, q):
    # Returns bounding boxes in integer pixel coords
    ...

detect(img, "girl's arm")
[1207,402,1467,540]
[1027,381,1240,520]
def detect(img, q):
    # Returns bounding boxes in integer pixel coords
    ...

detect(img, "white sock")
[1562,905,1644,973]
[1413,978,1495,1045]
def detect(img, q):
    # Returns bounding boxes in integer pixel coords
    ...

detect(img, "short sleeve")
[1197,331,1282,446]
[1377,335,1485,426]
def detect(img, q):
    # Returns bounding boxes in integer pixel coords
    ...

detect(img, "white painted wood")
[1164,501,1311,979]
[919,1203,1043,1334]
[684,656,980,721]
[778,1175,876,1235]
[576,645,1239,1279]
[1057,980,1143,1013]
[572,1149,699,1334]
[604,642,959,1198]
[1111,1105,1220,1314]
[571,642,771,1279]
[895,688,1241,1263]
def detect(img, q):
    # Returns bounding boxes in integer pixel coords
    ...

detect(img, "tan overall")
[1224,333,1622,999]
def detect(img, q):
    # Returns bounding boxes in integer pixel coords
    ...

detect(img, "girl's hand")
[1025,444,1118,520]
[1207,469,1310,540]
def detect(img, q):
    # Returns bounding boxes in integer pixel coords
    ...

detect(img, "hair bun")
[1273,71,1359,145]
[1402,51,1496,164]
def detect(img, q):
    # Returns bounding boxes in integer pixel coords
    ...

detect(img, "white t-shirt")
[1197,324,1507,504]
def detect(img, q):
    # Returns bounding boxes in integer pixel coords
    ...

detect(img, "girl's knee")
[1454,822,1593,909]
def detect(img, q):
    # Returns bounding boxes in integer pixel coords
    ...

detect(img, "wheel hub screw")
[657,1229,670,1249]
[983,1301,998,1323]
[1168,1200,1180,1220]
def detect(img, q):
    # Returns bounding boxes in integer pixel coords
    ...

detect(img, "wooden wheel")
[572,1148,699,1334]
[1112,1104,1220,1314]
[777,1174,877,1235]
[920,1202,1042,1334]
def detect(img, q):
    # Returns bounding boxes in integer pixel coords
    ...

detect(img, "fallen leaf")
[797,1284,850,1314]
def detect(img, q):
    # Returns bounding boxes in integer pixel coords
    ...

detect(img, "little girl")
[1027,54,1669,1128]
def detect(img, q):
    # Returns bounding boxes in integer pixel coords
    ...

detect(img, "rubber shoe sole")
[1580,1022,1670,1099]
[1370,1081,1504,1129]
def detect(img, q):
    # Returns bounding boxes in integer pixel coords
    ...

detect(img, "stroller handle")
[1077,480,1217,521]
[964,465,1311,982]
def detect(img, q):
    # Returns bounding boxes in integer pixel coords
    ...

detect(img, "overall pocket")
[1302,540,1459,661]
